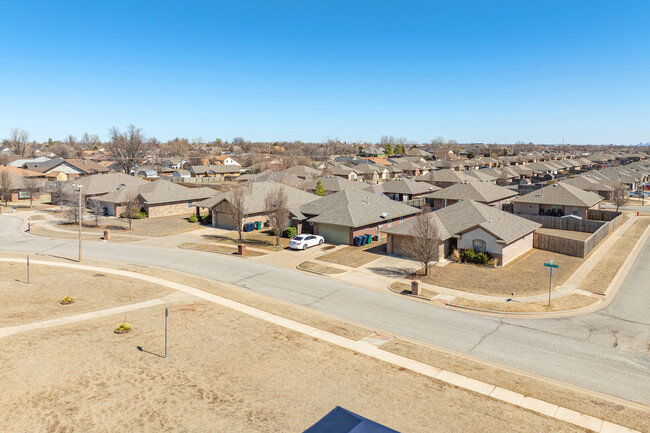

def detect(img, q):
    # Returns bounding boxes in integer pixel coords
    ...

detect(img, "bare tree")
[612,182,629,211]
[50,182,70,211]
[0,171,13,206]
[405,206,441,276]
[80,132,101,151]
[264,187,290,246]
[49,142,72,158]
[9,128,30,156]
[120,192,142,230]
[22,177,42,207]
[496,170,510,186]
[88,199,104,227]
[226,186,248,241]
[65,193,83,224]
[108,124,149,174]
[64,135,81,157]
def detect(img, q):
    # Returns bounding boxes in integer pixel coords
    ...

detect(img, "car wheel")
[303,244,308,250]
[319,239,323,245]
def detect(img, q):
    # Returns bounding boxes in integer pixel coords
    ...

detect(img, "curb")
[296,262,346,276]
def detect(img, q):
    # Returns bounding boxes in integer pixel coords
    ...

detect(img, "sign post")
[164,307,169,359]
[544,260,559,306]
[27,254,30,284]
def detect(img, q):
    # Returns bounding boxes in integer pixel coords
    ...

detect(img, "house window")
[472,239,486,252]
[572,206,579,215]
[188,200,193,208]
[387,220,392,228]
[399,217,403,223]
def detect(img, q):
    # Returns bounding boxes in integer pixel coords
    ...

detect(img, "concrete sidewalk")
[0,257,640,433]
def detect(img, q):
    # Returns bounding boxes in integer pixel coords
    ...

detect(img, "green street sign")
[544,262,559,268]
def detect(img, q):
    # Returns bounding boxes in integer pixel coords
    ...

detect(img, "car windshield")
[293,236,305,241]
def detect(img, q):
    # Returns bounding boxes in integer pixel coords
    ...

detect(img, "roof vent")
[381,212,388,218]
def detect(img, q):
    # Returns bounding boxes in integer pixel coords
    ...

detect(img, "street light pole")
[73,184,83,262]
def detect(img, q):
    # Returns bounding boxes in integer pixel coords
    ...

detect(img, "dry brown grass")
[389,281,438,298]
[452,294,598,313]
[27,214,47,221]
[58,214,204,237]
[178,242,266,257]
[382,338,649,433]
[535,228,592,241]
[299,261,346,274]
[416,249,584,297]
[578,217,650,294]
[318,241,387,268]
[200,229,291,251]
[0,262,173,327]
[30,226,141,243]
[0,299,590,433]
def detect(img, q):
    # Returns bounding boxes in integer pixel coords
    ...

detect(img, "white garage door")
[316,223,350,245]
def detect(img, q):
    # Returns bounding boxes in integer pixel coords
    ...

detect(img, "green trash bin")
[367,234,372,245]
[255,221,262,230]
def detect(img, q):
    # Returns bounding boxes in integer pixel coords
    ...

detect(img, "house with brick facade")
[297,189,420,245]
[384,200,541,266]
[513,183,603,218]
[194,181,317,230]
[423,182,517,209]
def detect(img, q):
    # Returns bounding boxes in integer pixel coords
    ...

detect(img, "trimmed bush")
[461,249,493,265]
[114,322,132,334]
[59,296,75,305]
[202,214,212,224]
[188,214,198,223]
[282,227,297,238]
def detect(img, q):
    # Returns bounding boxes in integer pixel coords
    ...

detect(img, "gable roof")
[65,172,148,196]
[189,164,241,174]
[299,189,420,228]
[304,176,364,193]
[384,200,541,244]
[513,183,603,207]
[194,181,317,214]
[284,165,321,178]
[423,182,517,203]
[380,179,440,195]
[415,169,477,184]
[0,165,46,178]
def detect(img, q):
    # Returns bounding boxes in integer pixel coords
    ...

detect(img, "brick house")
[384,200,541,266]
[423,182,517,209]
[513,183,603,218]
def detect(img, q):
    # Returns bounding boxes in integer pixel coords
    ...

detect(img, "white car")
[289,234,324,250]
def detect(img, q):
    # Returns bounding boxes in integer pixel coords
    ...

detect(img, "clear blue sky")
[1,1,648,145]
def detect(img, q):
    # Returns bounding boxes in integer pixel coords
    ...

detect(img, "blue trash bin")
[354,236,362,247]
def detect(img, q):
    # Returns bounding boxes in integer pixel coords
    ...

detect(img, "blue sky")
[0,1,648,144]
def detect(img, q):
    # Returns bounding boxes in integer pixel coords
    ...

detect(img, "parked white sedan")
[289,234,324,250]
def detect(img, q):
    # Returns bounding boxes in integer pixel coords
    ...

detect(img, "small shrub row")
[270,226,297,238]
[461,249,494,266]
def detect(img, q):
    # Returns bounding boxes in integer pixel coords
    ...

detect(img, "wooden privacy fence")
[587,209,622,222]
[530,212,622,258]
[520,214,604,233]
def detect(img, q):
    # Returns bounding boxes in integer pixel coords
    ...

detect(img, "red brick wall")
[348,215,415,245]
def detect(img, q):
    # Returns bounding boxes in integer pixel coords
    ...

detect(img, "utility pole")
[164,307,169,359]
[72,183,83,262]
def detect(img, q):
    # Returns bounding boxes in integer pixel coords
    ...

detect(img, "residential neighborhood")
[1,2,649,432]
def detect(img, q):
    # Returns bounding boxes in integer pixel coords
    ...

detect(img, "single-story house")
[414,169,477,188]
[513,183,603,218]
[352,163,386,182]
[284,165,321,180]
[97,180,215,217]
[560,176,615,200]
[423,182,517,209]
[194,181,317,230]
[304,176,365,195]
[328,165,358,181]
[379,179,440,202]
[188,164,241,179]
[63,172,149,201]
[26,158,109,176]
[384,200,541,266]
[297,189,420,245]
[213,155,241,166]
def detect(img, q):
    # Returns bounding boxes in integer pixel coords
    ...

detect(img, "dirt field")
[535,228,592,240]
[298,261,347,274]
[416,249,584,297]
[317,241,387,267]
[201,229,291,251]
[0,299,589,433]
[578,217,650,293]
[179,242,266,257]
[0,262,174,327]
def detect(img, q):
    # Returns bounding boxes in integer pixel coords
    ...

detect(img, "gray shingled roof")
[137,181,215,204]
[304,176,364,193]
[423,182,517,203]
[300,189,420,228]
[194,181,317,214]
[284,165,321,178]
[513,183,603,207]
[384,200,541,244]
[190,165,241,174]
[64,173,148,196]
[380,179,440,195]
[415,169,478,184]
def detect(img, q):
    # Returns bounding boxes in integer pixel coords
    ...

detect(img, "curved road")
[1,215,648,405]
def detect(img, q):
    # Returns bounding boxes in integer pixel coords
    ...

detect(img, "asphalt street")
[1,215,648,405]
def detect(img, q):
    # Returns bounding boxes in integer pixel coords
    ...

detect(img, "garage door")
[214,212,236,230]
[316,223,350,245]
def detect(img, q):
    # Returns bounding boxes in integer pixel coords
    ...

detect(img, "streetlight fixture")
[72,183,83,262]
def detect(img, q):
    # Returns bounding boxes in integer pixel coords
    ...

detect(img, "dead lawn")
[578,217,650,294]
[58,214,204,237]
[0,299,589,433]
[179,242,266,257]
[299,261,347,274]
[201,229,291,251]
[416,249,584,297]
[535,228,592,241]
[390,281,438,298]
[318,241,387,268]
[382,338,648,433]
[0,262,173,327]
[30,226,141,243]
[453,294,598,313]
